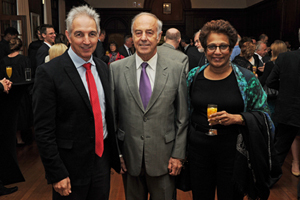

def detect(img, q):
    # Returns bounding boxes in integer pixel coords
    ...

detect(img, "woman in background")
[0,38,32,145]
[108,41,124,66]
[48,43,68,61]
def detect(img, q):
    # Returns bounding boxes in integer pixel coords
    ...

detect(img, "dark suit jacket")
[0,39,10,61]
[93,40,109,64]
[184,45,201,71]
[33,52,120,185]
[36,43,50,67]
[266,49,300,127]
[118,45,131,57]
[28,40,43,78]
[197,52,207,68]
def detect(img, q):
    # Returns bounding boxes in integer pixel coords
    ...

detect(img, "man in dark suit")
[0,27,18,61]
[110,12,188,200]
[157,28,189,75]
[181,35,201,71]
[33,5,121,200]
[118,35,133,57]
[93,29,109,64]
[194,30,207,68]
[35,24,56,67]
[266,31,300,188]
[28,26,43,78]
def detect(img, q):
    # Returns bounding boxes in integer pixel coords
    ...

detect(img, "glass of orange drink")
[207,104,218,136]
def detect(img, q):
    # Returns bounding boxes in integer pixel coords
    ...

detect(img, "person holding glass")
[186,19,274,200]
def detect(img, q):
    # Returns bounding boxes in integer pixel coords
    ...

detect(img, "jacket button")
[141,136,144,140]
[143,117,147,122]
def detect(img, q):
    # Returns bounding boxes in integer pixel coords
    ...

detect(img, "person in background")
[36,24,56,67]
[194,30,207,68]
[187,19,273,200]
[0,27,19,61]
[230,34,241,61]
[55,33,69,47]
[28,25,43,78]
[93,29,109,64]
[46,43,68,62]
[107,41,124,66]
[266,30,300,189]
[118,35,133,57]
[0,78,17,197]
[0,38,32,145]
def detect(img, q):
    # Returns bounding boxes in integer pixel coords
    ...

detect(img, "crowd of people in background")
[0,4,300,200]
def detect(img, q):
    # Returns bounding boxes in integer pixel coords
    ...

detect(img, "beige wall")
[86,0,262,8]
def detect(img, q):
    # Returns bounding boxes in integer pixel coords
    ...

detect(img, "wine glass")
[206,104,218,136]
[6,66,12,79]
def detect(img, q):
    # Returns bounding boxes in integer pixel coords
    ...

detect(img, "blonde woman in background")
[45,43,68,63]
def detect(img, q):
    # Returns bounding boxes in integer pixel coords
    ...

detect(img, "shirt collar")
[124,44,129,50]
[255,52,262,60]
[44,41,52,48]
[135,53,158,71]
[184,44,190,51]
[67,46,95,69]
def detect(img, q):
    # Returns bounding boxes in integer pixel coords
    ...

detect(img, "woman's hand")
[208,111,244,126]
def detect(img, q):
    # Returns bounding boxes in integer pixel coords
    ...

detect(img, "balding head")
[164,28,181,49]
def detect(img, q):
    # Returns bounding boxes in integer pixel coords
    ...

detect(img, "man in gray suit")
[110,12,188,200]
[157,28,189,76]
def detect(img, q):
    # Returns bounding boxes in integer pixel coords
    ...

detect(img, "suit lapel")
[146,54,168,112]
[124,55,145,112]
[62,53,93,113]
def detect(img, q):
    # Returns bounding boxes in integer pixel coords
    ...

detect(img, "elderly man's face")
[194,32,204,52]
[66,15,98,61]
[132,15,162,61]
[257,43,268,57]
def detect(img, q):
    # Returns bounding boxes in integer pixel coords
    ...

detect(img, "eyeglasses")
[207,44,230,52]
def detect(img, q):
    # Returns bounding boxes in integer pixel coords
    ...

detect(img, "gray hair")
[131,12,163,39]
[66,5,100,36]
[256,41,265,51]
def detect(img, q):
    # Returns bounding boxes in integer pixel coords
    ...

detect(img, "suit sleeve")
[183,55,189,78]
[33,66,69,184]
[36,47,48,67]
[172,65,189,159]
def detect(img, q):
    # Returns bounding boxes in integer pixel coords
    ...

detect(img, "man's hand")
[120,156,127,174]
[168,157,183,176]
[53,177,72,196]
[258,63,265,72]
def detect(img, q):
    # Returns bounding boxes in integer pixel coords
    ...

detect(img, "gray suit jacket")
[110,53,188,177]
[157,43,189,76]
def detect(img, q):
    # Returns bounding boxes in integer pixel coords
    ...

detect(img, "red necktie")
[82,63,104,157]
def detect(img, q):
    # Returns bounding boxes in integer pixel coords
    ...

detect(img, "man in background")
[118,35,133,57]
[36,24,56,66]
[194,30,207,67]
[28,26,44,77]
[157,28,189,75]
[93,29,109,64]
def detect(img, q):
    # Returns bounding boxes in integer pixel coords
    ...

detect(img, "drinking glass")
[206,104,218,136]
[252,65,257,74]
[6,66,12,79]
[25,68,31,81]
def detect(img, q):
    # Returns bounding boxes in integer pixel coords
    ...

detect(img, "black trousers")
[188,126,243,200]
[270,123,300,185]
[52,141,111,200]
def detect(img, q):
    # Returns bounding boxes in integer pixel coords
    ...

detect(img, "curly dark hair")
[199,19,237,52]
